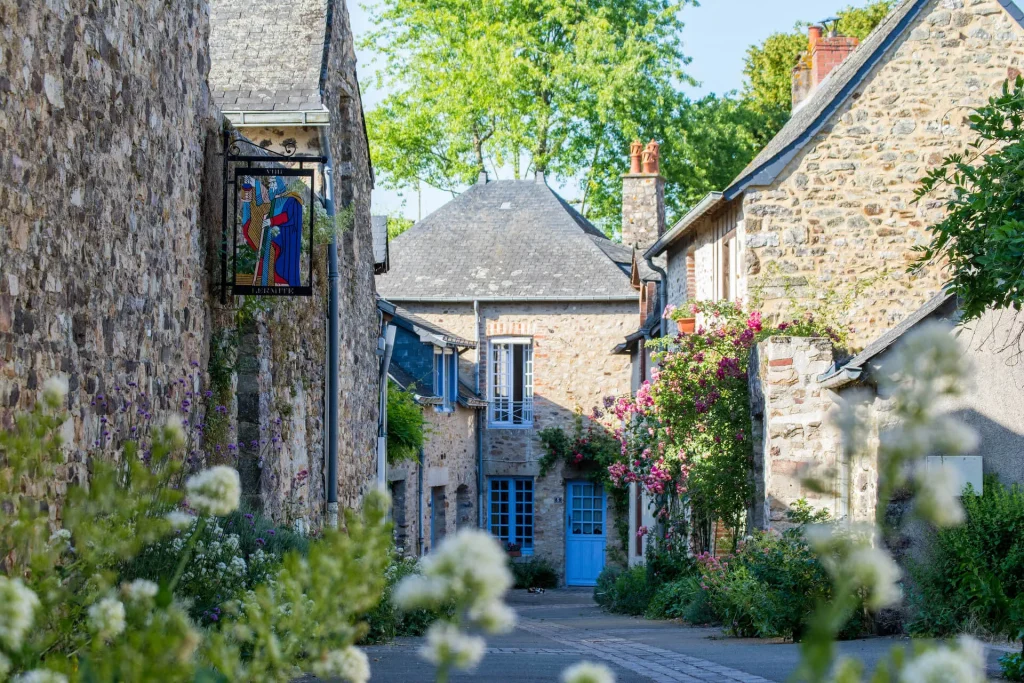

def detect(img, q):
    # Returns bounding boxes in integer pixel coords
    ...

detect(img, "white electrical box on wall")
[925,455,984,496]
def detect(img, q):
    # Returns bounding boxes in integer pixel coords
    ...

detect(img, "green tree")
[741,1,894,142]
[364,0,693,203]
[913,77,1024,321]
[387,215,414,241]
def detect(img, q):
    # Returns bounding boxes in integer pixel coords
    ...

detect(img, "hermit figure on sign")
[237,175,304,287]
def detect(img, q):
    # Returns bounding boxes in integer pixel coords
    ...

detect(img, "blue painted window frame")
[488,477,534,553]
[432,348,458,412]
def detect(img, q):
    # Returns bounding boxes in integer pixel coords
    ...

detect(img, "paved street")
[364,589,1009,682]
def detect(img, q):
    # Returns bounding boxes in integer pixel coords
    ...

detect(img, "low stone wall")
[749,336,850,530]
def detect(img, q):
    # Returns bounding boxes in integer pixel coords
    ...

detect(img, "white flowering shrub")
[0,389,390,682]
[392,529,515,682]
[794,323,989,682]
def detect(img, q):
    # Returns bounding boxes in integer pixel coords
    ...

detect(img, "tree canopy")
[364,0,693,195]
[365,0,896,235]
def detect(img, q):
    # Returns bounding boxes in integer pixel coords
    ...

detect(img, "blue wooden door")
[565,481,606,586]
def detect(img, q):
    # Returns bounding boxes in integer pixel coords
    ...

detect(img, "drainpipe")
[378,324,396,487]
[321,133,340,528]
[645,256,669,338]
[474,299,484,528]
[417,448,425,555]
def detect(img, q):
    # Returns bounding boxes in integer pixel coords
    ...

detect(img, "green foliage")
[908,477,1024,644]
[0,395,393,681]
[787,498,833,526]
[363,0,694,225]
[1002,652,1024,681]
[913,76,1024,321]
[646,576,717,623]
[313,202,355,245]
[594,565,655,616]
[695,532,858,641]
[360,556,449,643]
[387,380,425,464]
[510,558,560,589]
[387,214,415,241]
[537,412,620,482]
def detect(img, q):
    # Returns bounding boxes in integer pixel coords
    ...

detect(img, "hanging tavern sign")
[232,167,314,296]
[221,134,327,300]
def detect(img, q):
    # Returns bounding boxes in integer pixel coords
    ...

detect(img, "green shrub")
[594,565,655,615]
[360,556,450,643]
[1002,652,1024,681]
[697,531,857,641]
[511,557,559,589]
[908,477,1024,647]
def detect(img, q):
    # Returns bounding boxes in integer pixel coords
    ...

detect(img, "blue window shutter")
[434,350,444,396]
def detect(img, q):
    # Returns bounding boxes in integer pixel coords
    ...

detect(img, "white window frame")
[433,347,456,413]
[488,337,534,428]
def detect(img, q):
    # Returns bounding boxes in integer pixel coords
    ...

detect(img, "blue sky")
[350,0,855,220]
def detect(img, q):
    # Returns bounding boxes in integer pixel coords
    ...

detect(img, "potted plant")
[506,541,522,558]
[676,317,696,335]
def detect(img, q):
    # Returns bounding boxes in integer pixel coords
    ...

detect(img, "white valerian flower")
[164,414,187,449]
[900,635,986,683]
[561,661,617,683]
[847,546,902,610]
[87,596,126,640]
[185,466,241,516]
[393,574,450,611]
[41,376,69,407]
[311,646,371,683]
[882,321,968,398]
[121,579,159,602]
[0,652,10,680]
[415,528,513,609]
[12,670,69,683]
[419,622,485,671]
[928,416,980,457]
[0,576,41,650]
[468,599,517,634]
[916,463,966,527]
[48,528,72,547]
[166,510,196,529]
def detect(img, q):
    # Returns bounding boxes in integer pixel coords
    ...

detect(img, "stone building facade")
[646,0,1024,348]
[1,0,382,528]
[377,175,643,584]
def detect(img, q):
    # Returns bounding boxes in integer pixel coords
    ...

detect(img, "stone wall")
[0,0,380,528]
[0,0,214,463]
[742,0,1024,347]
[749,336,853,530]
[321,0,381,510]
[398,300,636,581]
[389,404,479,556]
[621,174,665,251]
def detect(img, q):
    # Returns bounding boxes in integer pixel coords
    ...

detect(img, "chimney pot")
[477,170,488,185]
[535,170,546,184]
[808,25,823,51]
[641,139,660,175]
[629,139,643,174]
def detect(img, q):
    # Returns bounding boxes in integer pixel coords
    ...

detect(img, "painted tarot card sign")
[232,167,314,296]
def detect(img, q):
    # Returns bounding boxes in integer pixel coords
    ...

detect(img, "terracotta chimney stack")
[792,24,858,110]
[629,139,643,174]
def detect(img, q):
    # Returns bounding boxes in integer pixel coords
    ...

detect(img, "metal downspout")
[645,256,669,338]
[321,132,340,528]
[418,448,425,555]
[378,324,396,487]
[474,299,484,528]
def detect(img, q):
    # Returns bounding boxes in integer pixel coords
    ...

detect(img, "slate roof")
[818,290,958,386]
[724,0,1024,199]
[209,0,328,111]
[375,178,639,301]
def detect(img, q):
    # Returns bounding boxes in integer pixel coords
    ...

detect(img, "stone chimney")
[621,139,665,251]
[792,24,859,109]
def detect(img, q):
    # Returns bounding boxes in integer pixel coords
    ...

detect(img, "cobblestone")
[517,617,776,683]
